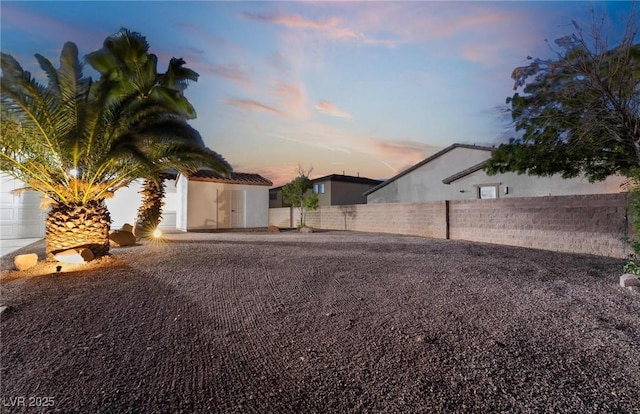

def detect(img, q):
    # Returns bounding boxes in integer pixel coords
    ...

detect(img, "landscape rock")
[14,253,38,271]
[2,231,640,413]
[299,226,314,233]
[54,248,94,264]
[620,274,640,288]
[109,230,136,247]
[120,223,134,233]
[268,225,280,233]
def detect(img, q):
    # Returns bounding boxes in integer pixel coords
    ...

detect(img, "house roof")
[312,174,383,186]
[441,160,489,184]
[188,170,273,186]
[270,174,382,191]
[363,143,495,196]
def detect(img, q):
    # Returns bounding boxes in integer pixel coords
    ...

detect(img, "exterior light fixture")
[69,168,79,178]
[153,228,162,238]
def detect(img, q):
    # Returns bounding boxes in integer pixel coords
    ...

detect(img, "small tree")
[282,166,319,227]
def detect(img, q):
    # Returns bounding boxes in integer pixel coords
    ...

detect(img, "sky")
[1,1,636,186]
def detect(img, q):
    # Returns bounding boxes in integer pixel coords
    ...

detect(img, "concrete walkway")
[0,238,42,258]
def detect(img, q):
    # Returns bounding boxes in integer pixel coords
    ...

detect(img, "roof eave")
[189,177,273,186]
[364,143,494,196]
[442,160,489,184]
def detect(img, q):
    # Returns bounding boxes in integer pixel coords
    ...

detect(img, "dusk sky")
[1,1,636,185]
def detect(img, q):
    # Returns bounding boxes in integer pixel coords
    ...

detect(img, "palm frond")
[2,29,227,208]
[161,57,199,91]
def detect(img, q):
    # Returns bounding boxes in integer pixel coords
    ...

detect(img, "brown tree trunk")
[135,179,165,239]
[45,200,111,258]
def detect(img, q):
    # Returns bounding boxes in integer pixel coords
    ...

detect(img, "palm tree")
[134,144,230,239]
[86,29,231,239]
[0,36,220,256]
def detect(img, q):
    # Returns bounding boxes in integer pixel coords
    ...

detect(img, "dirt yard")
[1,231,638,413]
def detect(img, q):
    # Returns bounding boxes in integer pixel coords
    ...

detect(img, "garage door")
[0,174,46,240]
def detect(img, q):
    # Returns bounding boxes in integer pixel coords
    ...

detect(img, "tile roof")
[188,170,273,186]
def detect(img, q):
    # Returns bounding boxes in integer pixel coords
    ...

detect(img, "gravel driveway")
[1,231,638,413]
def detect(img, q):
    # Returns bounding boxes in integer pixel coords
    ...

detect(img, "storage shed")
[176,170,272,231]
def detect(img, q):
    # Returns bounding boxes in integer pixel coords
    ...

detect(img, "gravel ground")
[1,231,639,413]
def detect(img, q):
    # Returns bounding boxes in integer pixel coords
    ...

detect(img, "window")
[269,192,277,201]
[478,185,498,199]
[313,183,325,194]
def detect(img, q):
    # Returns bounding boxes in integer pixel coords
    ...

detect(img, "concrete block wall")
[269,207,293,228]
[304,202,448,238]
[268,193,632,258]
[448,193,631,258]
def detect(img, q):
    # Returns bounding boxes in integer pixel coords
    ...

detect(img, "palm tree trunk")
[45,200,111,258]
[135,179,165,239]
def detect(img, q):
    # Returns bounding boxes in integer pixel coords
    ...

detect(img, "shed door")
[230,190,245,228]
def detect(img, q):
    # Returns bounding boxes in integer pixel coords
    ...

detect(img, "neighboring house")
[365,143,627,203]
[269,184,290,209]
[177,170,272,231]
[269,174,383,208]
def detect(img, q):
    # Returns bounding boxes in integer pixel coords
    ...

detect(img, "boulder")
[268,225,280,233]
[54,248,94,264]
[620,274,640,288]
[109,230,136,247]
[14,253,38,271]
[299,226,314,233]
[120,223,134,233]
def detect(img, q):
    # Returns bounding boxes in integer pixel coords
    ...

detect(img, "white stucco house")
[365,143,627,203]
[176,170,272,231]
[1,169,272,242]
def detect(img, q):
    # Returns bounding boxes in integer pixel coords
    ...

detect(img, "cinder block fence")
[268,193,632,258]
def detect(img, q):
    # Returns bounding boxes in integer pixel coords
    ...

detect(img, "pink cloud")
[352,3,519,43]
[269,122,438,170]
[196,62,253,86]
[347,4,536,70]
[169,22,258,86]
[273,82,304,102]
[154,51,253,86]
[222,98,284,117]
[220,82,311,121]
[315,100,353,119]
[271,82,310,120]
[242,12,337,29]
[246,165,299,187]
[242,11,363,43]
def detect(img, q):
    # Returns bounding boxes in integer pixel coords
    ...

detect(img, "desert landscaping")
[1,230,639,413]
